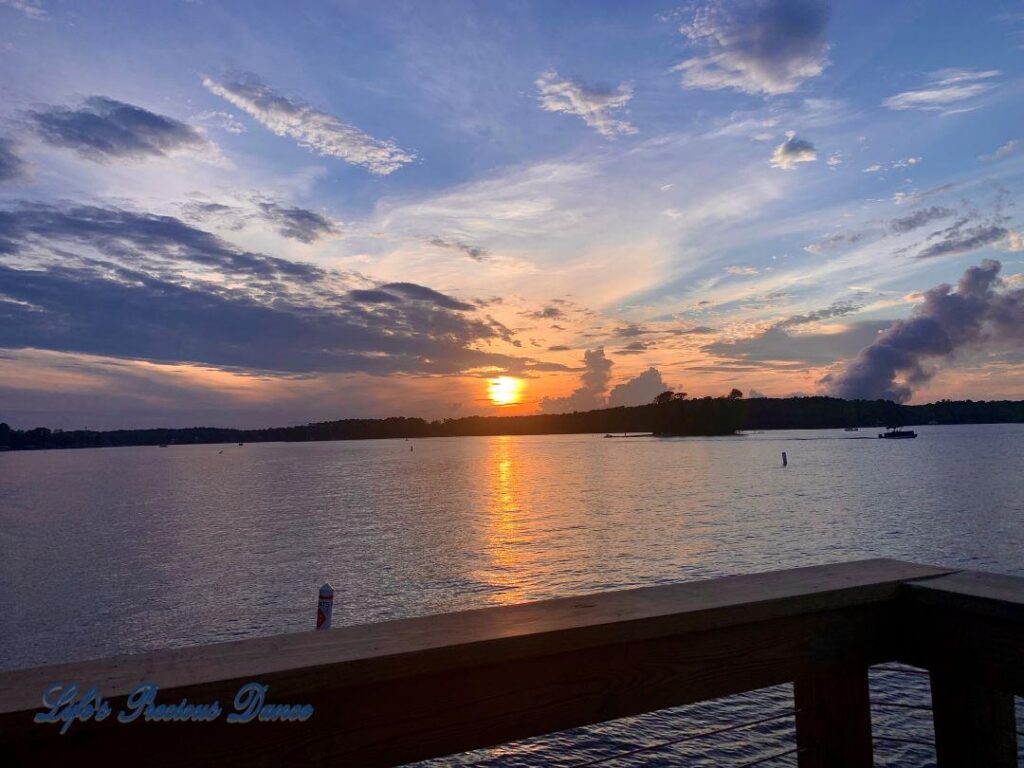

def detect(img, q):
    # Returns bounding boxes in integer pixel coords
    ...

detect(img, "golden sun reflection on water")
[483,436,530,604]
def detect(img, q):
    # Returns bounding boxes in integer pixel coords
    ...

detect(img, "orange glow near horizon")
[487,376,525,407]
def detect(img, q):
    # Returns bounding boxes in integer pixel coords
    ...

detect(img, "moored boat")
[878,428,917,439]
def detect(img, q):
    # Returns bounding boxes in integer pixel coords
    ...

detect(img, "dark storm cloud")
[524,305,564,320]
[380,282,475,311]
[347,288,403,304]
[255,201,339,243]
[823,260,1024,402]
[673,325,717,335]
[0,138,28,182]
[888,206,955,234]
[0,262,516,374]
[0,203,322,282]
[183,197,341,243]
[613,323,649,337]
[616,341,649,355]
[428,236,489,262]
[29,97,210,161]
[915,221,1008,259]
[0,202,532,376]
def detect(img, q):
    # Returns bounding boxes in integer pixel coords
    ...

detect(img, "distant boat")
[844,427,859,432]
[159,444,168,448]
[879,428,917,439]
[238,442,244,446]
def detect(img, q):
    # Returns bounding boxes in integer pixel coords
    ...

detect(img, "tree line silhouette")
[2,394,1022,451]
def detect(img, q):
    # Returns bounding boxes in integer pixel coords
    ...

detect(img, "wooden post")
[930,669,1018,767]
[794,665,874,768]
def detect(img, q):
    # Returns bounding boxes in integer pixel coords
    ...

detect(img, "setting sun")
[487,376,525,407]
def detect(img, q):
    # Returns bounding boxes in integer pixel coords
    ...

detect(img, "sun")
[487,376,525,407]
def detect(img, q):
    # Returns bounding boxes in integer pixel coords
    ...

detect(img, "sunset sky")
[2,0,1024,429]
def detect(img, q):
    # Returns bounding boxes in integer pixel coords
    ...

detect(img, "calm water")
[2,424,1023,765]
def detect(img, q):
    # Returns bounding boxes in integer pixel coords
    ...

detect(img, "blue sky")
[2,0,1024,428]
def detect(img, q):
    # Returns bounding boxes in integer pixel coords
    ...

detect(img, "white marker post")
[316,582,334,630]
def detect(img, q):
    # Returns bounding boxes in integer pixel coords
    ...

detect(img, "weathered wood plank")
[930,668,1018,768]
[795,664,874,768]
[1,607,894,767]
[0,559,953,767]
[901,569,1024,623]
[1,559,948,711]
[897,571,1024,697]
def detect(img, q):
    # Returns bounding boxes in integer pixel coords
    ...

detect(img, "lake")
[2,424,1022,765]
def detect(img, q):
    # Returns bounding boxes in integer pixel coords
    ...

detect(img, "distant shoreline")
[2,397,1022,452]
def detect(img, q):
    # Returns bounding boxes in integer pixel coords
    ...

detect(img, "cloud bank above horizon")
[2,0,1024,428]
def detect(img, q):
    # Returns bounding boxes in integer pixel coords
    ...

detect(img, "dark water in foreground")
[2,424,1023,765]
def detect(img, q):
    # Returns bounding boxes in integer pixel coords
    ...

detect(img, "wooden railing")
[1,559,1021,766]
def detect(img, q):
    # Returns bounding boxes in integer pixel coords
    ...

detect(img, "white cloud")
[979,139,1020,162]
[195,110,247,135]
[999,231,1024,252]
[202,74,416,175]
[770,131,817,170]
[726,265,760,276]
[0,0,46,19]
[535,71,637,138]
[863,157,922,174]
[674,0,831,96]
[608,367,670,407]
[827,151,842,167]
[883,68,1000,113]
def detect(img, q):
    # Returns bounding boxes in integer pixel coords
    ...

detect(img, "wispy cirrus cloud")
[883,68,1000,113]
[674,0,831,96]
[202,73,416,175]
[535,71,637,138]
[805,230,865,254]
[0,0,46,20]
[726,265,760,276]
[28,96,212,163]
[193,110,247,135]
[979,139,1020,162]
[428,236,490,262]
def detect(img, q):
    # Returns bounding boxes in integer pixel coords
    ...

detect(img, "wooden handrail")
[1,559,1021,767]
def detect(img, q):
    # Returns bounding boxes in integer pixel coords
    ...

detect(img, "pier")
[1,559,1022,766]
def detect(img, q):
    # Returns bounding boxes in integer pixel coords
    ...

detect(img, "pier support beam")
[930,669,1018,768]
[794,665,873,768]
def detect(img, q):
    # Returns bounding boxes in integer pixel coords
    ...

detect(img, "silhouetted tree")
[728,388,743,399]
[1,397,1022,451]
